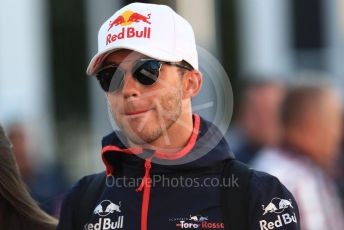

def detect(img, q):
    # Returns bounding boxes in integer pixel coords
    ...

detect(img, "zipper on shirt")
[136,158,152,230]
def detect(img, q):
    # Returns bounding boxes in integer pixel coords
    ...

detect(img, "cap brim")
[86,45,183,76]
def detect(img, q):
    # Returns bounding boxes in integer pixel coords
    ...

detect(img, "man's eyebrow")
[99,61,121,70]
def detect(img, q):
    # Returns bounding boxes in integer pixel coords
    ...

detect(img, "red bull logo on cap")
[108,10,151,30]
[106,10,151,45]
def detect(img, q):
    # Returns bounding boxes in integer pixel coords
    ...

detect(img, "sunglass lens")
[134,60,160,85]
[97,66,124,92]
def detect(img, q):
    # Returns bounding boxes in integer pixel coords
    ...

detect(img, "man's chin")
[124,129,161,146]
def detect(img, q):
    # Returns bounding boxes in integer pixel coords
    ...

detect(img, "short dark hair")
[177,60,194,77]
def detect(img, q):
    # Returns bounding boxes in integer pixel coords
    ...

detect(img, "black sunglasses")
[95,59,193,93]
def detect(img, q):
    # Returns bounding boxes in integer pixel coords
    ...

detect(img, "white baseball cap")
[86,2,198,76]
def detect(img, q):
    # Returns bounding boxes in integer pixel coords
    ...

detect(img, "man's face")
[299,90,342,167]
[241,84,284,146]
[103,50,184,145]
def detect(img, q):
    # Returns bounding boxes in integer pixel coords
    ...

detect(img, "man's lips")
[124,109,150,116]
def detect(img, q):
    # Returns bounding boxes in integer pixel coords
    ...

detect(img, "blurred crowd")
[226,76,344,230]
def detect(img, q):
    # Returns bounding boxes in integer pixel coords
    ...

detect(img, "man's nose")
[121,72,140,99]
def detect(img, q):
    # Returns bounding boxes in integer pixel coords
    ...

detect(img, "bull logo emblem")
[128,13,151,24]
[93,200,122,217]
[108,16,125,31]
[108,10,151,31]
[279,199,293,209]
[199,216,209,222]
[93,204,103,215]
[105,201,122,213]
[262,202,278,215]
[262,198,294,215]
[189,215,198,221]
[189,215,208,222]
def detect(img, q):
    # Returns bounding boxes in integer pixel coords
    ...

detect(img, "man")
[226,80,285,164]
[57,3,300,230]
[252,85,344,230]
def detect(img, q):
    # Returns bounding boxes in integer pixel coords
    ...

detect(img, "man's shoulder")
[57,172,106,230]
[247,169,300,229]
[241,164,298,206]
[249,169,284,192]
[221,160,300,229]
[63,171,106,202]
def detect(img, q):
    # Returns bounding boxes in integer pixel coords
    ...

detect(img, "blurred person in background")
[252,85,344,230]
[0,124,57,229]
[329,103,344,213]
[338,152,344,210]
[7,123,68,216]
[225,79,285,164]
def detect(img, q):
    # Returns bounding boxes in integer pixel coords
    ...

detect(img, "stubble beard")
[115,88,183,147]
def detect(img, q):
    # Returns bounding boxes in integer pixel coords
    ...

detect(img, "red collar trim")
[153,114,200,160]
[101,114,201,175]
[101,145,143,155]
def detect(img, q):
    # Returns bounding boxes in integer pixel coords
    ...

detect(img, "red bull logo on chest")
[85,200,124,230]
[106,10,151,45]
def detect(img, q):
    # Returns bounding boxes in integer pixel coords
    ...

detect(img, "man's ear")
[182,70,203,99]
